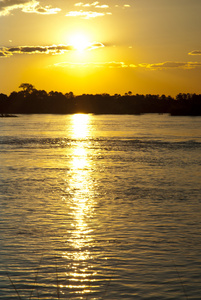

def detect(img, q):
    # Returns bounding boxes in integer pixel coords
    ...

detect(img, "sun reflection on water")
[62,114,96,297]
[72,113,91,139]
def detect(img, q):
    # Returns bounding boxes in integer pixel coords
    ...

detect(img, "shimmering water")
[0,114,201,300]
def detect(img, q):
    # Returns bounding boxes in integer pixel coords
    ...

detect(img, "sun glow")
[69,33,90,52]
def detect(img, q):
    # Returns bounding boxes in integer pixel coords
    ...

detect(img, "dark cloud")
[0,52,7,56]
[36,7,46,13]
[7,47,22,52]
[0,45,72,56]
[0,43,104,57]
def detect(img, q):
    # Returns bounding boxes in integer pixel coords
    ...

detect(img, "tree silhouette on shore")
[0,84,201,116]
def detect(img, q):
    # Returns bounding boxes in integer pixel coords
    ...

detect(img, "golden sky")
[1,0,201,96]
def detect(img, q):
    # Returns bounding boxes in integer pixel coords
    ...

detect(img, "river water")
[0,114,201,300]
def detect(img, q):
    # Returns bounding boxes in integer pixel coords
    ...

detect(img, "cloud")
[129,64,137,68]
[0,51,8,57]
[0,0,60,16]
[51,60,201,70]
[188,50,201,55]
[75,2,97,7]
[52,61,129,68]
[0,43,104,57]
[22,2,61,14]
[68,1,110,18]
[95,5,108,8]
[115,4,131,9]
[139,61,201,70]
[0,45,74,55]
[100,61,128,68]
[74,2,109,8]
[87,42,104,50]
[66,10,111,19]
[0,45,74,57]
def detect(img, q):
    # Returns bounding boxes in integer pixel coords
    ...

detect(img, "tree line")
[1,83,201,116]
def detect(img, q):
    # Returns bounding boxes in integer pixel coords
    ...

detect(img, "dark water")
[0,114,201,299]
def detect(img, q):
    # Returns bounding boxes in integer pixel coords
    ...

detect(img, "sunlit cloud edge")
[51,61,129,68]
[0,43,104,57]
[1,47,201,71]
[74,2,130,9]
[188,50,201,55]
[74,2,109,9]
[0,0,60,16]
[51,61,201,70]
[115,4,131,8]
[140,61,201,70]
[65,10,112,19]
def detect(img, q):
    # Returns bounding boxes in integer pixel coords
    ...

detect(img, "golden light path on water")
[62,114,96,297]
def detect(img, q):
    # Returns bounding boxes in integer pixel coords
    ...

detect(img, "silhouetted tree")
[0,93,8,113]
[19,83,35,94]
[1,85,201,115]
[65,91,74,99]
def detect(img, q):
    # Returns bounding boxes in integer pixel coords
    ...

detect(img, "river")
[0,114,201,299]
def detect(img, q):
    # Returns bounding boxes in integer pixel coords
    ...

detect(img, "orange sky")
[1,0,201,96]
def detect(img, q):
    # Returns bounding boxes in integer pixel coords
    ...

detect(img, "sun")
[69,33,90,52]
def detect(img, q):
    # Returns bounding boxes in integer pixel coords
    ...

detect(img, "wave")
[0,136,201,150]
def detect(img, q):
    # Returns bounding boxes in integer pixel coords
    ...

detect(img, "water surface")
[1,114,201,299]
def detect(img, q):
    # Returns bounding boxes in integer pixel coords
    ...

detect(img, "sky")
[0,0,201,96]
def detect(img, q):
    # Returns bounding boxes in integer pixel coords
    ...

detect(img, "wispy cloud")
[53,61,129,68]
[0,0,60,16]
[67,1,110,18]
[66,10,111,19]
[86,42,104,50]
[75,2,97,7]
[188,50,201,55]
[0,42,104,57]
[115,4,131,8]
[139,61,201,70]
[51,60,201,70]
[95,4,109,8]
[74,2,109,8]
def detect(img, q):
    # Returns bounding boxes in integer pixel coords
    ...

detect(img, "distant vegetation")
[1,83,201,116]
